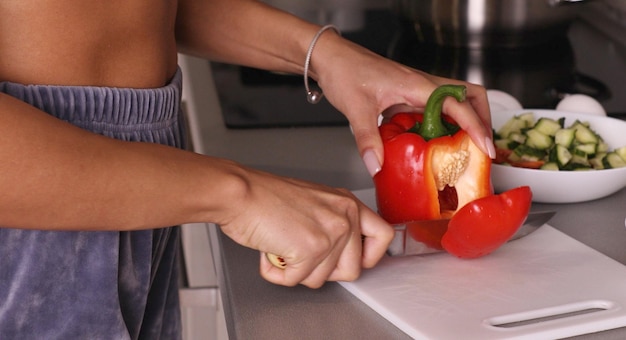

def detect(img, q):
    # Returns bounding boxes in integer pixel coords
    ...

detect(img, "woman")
[0,0,494,338]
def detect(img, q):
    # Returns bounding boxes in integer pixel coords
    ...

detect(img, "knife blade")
[387,210,556,256]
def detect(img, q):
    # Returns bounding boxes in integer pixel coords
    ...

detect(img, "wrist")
[305,27,342,81]
[191,157,252,226]
[303,25,340,104]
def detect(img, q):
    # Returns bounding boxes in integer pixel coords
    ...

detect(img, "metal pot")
[393,0,590,48]
[388,24,609,109]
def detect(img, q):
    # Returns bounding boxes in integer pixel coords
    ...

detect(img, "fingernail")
[362,149,381,177]
[485,137,497,159]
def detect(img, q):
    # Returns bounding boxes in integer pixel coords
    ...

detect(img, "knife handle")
[266,253,287,269]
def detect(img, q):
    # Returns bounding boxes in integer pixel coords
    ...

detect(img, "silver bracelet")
[304,25,340,104]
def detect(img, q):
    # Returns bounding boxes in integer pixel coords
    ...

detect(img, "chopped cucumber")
[513,144,545,162]
[572,120,600,144]
[597,141,610,154]
[562,162,592,171]
[494,138,520,150]
[603,152,626,169]
[590,153,607,169]
[540,162,560,171]
[494,138,511,150]
[570,154,590,167]
[518,112,535,127]
[554,128,575,148]
[534,117,563,136]
[573,143,597,157]
[616,146,626,162]
[507,151,522,163]
[552,144,572,167]
[497,117,521,138]
[497,112,534,138]
[524,129,553,150]
[509,132,526,144]
[493,111,626,171]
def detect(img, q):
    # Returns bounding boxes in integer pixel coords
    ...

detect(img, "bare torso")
[0,0,179,88]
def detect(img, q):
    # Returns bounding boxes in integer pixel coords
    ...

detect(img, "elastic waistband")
[0,68,183,135]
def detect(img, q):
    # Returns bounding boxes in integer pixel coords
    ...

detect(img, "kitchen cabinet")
[178,59,229,340]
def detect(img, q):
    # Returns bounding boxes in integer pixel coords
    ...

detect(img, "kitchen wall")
[582,0,626,47]
[597,0,626,26]
[602,0,626,15]
[262,0,391,32]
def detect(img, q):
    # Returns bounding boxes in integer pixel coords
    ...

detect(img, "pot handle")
[547,0,589,6]
[549,72,611,102]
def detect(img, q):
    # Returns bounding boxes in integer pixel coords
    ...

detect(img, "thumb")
[349,114,383,177]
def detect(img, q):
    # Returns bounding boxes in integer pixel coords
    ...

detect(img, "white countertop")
[179,54,626,340]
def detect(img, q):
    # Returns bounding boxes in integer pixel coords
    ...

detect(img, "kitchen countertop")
[179,55,626,340]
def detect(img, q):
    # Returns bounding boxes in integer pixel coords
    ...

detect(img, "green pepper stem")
[417,85,467,141]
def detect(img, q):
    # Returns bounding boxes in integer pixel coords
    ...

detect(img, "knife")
[266,211,557,268]
[387,210,556,256]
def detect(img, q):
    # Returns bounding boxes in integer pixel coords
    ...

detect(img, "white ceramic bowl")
[491,109,626,203]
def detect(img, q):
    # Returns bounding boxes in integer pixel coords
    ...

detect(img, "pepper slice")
[442,186,533,258]
[374,85,493,224]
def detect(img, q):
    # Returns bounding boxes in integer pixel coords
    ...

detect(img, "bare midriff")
[0,0,179,88]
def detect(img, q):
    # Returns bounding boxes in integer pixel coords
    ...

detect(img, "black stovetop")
[211,9,626,129]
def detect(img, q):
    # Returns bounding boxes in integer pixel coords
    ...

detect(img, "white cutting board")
[340,189,626,340]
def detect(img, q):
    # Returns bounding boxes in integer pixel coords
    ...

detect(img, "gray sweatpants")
[0,69,186,339]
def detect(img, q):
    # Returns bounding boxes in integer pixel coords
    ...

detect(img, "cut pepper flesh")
[375,112,492,223]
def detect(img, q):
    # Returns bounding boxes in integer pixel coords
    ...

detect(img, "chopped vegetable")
[375,85,492,223]
[375,85,534,259]
[603,152,626,169]
[494,112,626,170]
[442,186,532,259]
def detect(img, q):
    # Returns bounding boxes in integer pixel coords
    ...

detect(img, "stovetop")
[211,9,626,129]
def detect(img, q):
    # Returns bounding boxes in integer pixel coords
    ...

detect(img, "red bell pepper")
[442,186,532,258]
[374,84,533,258]
[374,85,493,224]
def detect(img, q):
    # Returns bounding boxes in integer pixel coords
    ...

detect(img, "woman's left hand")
[308,33,495,177]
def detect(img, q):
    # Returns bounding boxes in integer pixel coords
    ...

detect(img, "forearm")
[174,0,493,174]
[0,93,243,231]
[175,0,322,75]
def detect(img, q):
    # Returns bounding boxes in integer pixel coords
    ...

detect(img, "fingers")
[418,76,494,156]
[358,207,394,268]
[349,115,384,177]
[259,232,358,288]
[346,74,494,166]
[303,230,362,287]
[439,84,496,159]
[380,75,495,159]
[259,195,393,288]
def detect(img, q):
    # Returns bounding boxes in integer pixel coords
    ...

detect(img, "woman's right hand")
[215,166,393,288]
